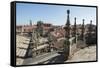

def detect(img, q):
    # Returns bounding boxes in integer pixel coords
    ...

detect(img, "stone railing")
[69,37,77,58]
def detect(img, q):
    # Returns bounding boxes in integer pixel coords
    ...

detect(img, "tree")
[37,21,44,37]
[47,33,52,52]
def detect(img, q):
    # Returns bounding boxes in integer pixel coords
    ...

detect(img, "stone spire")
[73,17,76,36]
[81,19,85,41]
[88,20,92,33]
[73,17,77,43]
[66,10,70,26]
[74,17,76,28]
[63,10,71,60]
[90,20,92,24]
[30,20,32,26]
[64,10,70,39]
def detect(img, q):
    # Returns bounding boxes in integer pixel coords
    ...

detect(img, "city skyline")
[16,3,96,26]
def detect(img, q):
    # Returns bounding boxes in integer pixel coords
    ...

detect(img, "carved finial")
[90,20,92,24]
[67,10,70,14]
[75,17,76,22]
[83,19,85,22]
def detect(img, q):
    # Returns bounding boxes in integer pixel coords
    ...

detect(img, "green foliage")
[37,20,44,36]
[37,21,43,27]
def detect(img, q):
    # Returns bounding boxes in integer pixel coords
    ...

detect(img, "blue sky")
[16,3,96,25]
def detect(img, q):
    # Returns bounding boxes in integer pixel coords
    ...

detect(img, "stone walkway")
[66,45,96,62]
